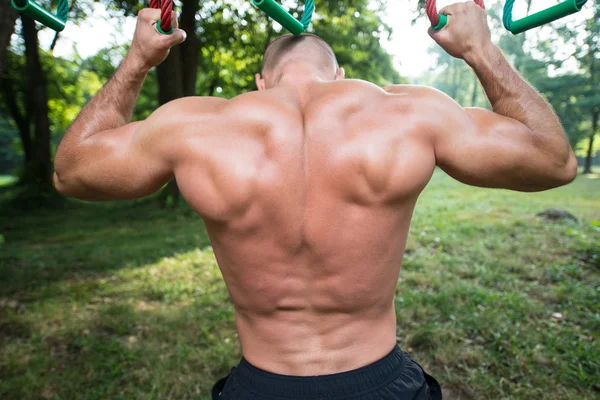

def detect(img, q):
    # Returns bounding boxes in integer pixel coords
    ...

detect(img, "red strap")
[426,0,485,27]
[150,0,172,32]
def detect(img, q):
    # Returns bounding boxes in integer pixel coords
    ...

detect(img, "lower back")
[236,300,399,375]
[208,197,415,375]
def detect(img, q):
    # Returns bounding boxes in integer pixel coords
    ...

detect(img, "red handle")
[426,0,485,27]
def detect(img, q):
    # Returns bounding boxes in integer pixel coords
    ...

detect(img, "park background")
[0,0,598,399]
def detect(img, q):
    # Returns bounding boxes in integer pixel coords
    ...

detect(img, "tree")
[155,0,201,207]
[418,45,487,108]
[0,20,111,203]
[0,14,54,194]
[580,3,599,174]
[0,0,18,76]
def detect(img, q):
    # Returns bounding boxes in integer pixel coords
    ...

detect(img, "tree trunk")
[583,111,598,174]
[157,45,184,104]
[449,59,459,100]
[1,75,33,162]
[157,43,184,207]
[470,74,478,107]
[180,0,200,96]
[22,14,52,187]
[583,8,598,175]
[156,0,201,208]
[0,0,18,76]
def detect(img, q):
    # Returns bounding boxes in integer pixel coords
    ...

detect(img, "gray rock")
[536,209,579,223]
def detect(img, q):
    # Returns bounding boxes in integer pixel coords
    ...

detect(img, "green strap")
[252,0,314,35]
[11,0,69,32]
[503,0,587,34]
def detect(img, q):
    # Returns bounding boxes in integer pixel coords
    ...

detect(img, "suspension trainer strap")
[11,0,69,32]
[252,0,315,35]
[503,0,588,35]
[426,0,485,31]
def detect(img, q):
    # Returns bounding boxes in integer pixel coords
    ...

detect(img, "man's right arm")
[423,2,577,191]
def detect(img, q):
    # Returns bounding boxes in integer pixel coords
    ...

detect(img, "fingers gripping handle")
[426,0,446,30]
[427,0,485,30]
[150,0,173,34]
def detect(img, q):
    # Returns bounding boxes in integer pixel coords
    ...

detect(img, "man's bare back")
[173,81,435,375]
[54,2,577,392]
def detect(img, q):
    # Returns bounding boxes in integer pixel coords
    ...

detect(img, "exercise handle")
[426,0,485,31]
[252,0,307,36]
[150,0,173,35]
[11,0,68,32]
[503,0,587,35]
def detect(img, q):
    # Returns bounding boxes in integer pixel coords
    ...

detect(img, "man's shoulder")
[153,96,229,127]
[382,84,461,116]
[333,79,386,90]
[166,96,229,113]
[319,81,448,107]
[314,79,387,99]
[383,84,445,98]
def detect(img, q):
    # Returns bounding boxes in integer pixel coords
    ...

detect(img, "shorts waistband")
[235,345,406,399]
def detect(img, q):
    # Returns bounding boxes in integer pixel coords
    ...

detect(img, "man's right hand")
[428,1,492,62]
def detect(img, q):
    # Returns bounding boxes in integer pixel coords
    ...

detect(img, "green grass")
[0,170,599,399]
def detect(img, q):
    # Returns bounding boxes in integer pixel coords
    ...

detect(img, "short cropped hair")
[261,34,339,74]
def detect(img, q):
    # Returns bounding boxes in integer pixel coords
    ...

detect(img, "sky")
[37,0,593,79]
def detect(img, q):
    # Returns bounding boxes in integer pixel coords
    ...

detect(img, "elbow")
[53,160,82,198]
[53,149,79,197]
[53,146,101,201]
[53,154,68,195]
[561,151,579,184]
[53,170,73,197]
[54,164,106,202]
[546,151,578,189]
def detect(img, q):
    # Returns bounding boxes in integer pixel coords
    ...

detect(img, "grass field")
[0,170,598,400]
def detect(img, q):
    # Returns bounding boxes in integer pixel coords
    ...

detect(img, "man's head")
[256,34,344,90]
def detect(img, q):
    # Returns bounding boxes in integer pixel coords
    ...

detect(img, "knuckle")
[139,8,160,20]
[139,9,154,20]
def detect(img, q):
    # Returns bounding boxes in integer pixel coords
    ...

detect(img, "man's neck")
[272,63,333,88]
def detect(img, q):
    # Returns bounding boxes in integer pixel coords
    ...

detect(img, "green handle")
[432,14,448,31]
[156,21,173,35]
[506,0,585,34]
[252,0,305,35]
[11,0,66,32]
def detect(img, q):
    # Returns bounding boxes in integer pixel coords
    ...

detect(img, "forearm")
[54,55,149,179]
[465,44,572,162]
[64,56,148,143]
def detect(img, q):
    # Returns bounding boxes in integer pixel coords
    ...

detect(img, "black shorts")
[212,345,442,399]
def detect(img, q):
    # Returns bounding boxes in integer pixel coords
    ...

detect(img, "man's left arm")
[54,8,186,201]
